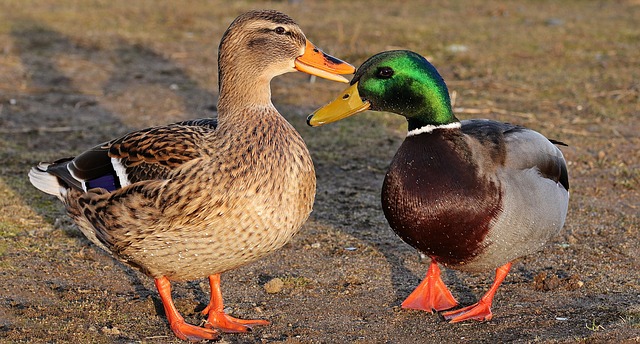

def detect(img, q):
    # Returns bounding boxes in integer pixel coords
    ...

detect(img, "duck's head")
[307,50,458,131]
[218,10,355,85]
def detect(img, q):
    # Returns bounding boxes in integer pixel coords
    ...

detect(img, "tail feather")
[28,163,65,199]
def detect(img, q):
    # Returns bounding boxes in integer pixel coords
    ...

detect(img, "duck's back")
[382,120,568,272]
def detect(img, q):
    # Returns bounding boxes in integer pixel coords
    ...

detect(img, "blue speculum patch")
[86,174,120,192]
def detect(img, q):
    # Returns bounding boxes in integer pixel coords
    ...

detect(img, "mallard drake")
[307,50,569,323]
[28,10,355,341]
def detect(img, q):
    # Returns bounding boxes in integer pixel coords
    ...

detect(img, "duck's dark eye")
[274,26,286,35]
[377,67,394,79]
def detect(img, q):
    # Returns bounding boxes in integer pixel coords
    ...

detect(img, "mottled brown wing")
[43,118,217,193]
[107,118,218,184]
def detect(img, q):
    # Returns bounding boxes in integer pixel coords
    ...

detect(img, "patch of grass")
[0,159,64,223]
[0,239,10,257]
[620,309,640,329]
[0,176,54,259]
[0,220,21,238]
[585,318,605,332]
[614,165,640,190]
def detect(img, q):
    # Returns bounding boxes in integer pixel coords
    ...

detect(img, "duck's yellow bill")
[307,82,371,127]
[294,40,355,83]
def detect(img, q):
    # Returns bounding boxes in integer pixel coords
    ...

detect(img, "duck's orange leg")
[402,259,458,312]
[154,277,218,341]
[443,262,512,323]
[201,274,269,333]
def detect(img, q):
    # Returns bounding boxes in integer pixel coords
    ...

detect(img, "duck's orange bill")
[307,82,370,126]
[294,40,355,83]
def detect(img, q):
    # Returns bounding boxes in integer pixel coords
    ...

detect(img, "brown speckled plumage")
[64,108,314,281]
[33,10,315,281]
[29,9,354,341]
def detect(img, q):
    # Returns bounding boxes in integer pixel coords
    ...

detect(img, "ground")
[0,1,639,343]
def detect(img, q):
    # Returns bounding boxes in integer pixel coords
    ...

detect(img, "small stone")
[446,44,468,53]
[546,18,564,26]
[565,274,584,290]
[598,150,606,160]
[310,242,321,249]
[100,326,121,335]
[533,271,560,291]
[264,278,284,294]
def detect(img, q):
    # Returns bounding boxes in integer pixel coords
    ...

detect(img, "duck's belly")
[119,166,316,281]
[473,168,568,272]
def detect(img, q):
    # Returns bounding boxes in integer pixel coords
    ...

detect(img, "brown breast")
[381,130,502,267]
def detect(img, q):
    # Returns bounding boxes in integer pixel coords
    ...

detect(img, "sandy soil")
[0,1,638,343]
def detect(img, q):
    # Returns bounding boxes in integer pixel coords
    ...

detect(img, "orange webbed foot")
[169,318,219,341]
[203,309,269,333]
[402,260,458,312]
[442,262,512,323]
[154,277,219,341]
[442,298,493,323]
[201,274,269,333]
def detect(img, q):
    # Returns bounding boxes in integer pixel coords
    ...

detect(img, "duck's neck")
[217,64,274,115]
[402,61,459,131]
[214,60,295,143]
[406,104,458,132]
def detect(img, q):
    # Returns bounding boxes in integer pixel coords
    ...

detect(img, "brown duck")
[28,10,355,341]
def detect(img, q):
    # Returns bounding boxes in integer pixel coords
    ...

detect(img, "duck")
[307,50,569,323]
[28,9,355,341]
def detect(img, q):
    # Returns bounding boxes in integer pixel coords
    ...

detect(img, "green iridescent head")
[308,50,458,131]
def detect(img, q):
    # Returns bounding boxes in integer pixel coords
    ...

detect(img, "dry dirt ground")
[1,1,639,343]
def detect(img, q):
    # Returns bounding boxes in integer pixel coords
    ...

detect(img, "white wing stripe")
[111,157,130,187]
[67,163,88,192]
